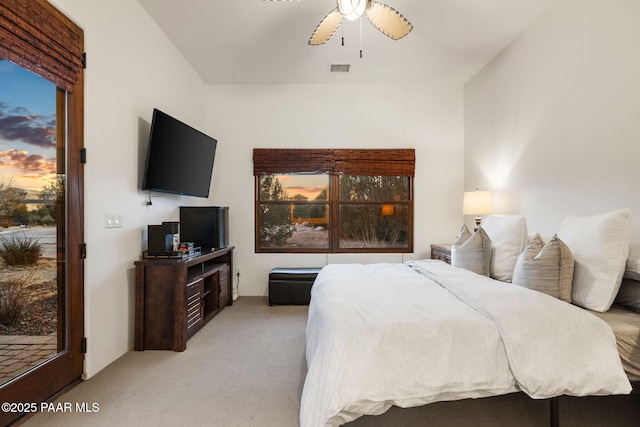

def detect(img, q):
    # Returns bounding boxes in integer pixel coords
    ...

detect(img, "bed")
[300,208,640,427]
[300,210,639,427]
[591,304,640,382]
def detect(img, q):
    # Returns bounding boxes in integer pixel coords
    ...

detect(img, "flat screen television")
[142,108,217,198]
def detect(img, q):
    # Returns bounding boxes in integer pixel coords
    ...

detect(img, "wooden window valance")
[0,0,84,92]
[253,148,415,177]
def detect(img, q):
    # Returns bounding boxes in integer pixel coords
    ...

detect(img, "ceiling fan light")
[338,0,367,21]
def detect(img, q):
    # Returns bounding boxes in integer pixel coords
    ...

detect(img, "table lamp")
[463,189,493,231]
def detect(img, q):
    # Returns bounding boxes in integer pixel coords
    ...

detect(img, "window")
[254,149,414,253]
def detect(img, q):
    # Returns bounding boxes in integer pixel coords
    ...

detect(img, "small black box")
[269,268,321,306]
[180,206,229,251]
[147,222,180,255]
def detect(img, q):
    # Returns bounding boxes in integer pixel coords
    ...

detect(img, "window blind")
[253,148,415,177]
[0,0,83,92]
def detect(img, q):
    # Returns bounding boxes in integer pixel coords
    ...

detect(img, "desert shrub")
[0,276,29,327]
[40,214,54,226]
[260,223,295,246]
[26,214,40,225]
[0,232,42,266]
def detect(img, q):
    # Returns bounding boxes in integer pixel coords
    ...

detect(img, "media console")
[134,246,234,351]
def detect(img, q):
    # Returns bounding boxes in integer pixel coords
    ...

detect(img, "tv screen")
[142,109,217,198]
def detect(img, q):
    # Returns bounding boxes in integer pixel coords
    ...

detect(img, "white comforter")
[300,260,631,427]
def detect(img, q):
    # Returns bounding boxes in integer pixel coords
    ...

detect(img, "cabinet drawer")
[186,279,203,336]
[219,266,230,307]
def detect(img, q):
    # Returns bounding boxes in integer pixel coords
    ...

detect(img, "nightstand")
[430,244,452,264]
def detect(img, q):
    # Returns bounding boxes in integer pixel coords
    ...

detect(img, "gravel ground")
[0,257,58,336]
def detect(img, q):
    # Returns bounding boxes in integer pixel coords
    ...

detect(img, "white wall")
[207,82,464,296]
[51,0,208,378]
[464,0,640,241]
[47,0,465,380]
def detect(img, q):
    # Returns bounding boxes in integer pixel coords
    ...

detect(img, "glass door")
[0,58,84,426]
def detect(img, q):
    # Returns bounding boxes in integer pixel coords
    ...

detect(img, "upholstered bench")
[268,267,322,306]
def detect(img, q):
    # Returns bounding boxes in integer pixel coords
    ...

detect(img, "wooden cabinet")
[430,244,452,264]
[134,247,234,351]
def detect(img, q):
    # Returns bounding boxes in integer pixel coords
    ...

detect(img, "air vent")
[329,64,350,73]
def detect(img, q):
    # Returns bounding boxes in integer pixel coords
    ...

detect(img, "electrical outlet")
[235,268,240,277]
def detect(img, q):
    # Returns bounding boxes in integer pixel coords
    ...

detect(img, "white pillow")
[557,208,632,312]
[481,215,528,282]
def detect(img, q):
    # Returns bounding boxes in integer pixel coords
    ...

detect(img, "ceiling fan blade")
[308,8,343,45]
[365,1,413,40]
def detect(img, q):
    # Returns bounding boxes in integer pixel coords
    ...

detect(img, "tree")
[259,175,288,201]
[39,175,64,220]
[315,187,328,201]
[259,175,294,246]
[0,177,27,227]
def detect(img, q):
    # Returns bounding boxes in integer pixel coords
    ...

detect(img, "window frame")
[254,149,414,254]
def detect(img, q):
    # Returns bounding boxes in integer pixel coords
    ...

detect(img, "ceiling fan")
[264,0,413,46]
[308,0,412,45]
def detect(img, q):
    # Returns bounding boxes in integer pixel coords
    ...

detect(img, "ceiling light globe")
[338,0,367,21]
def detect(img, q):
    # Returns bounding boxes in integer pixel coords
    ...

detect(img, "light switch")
[105,213,122,228]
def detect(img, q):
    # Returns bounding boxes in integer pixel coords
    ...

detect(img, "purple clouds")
[0,102,56,149]
[0,103,57,178]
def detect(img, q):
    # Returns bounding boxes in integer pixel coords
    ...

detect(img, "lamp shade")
[463,189,493,215]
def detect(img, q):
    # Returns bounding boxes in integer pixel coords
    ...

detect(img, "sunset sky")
[278,174,328,200]
[0,59,57,191]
